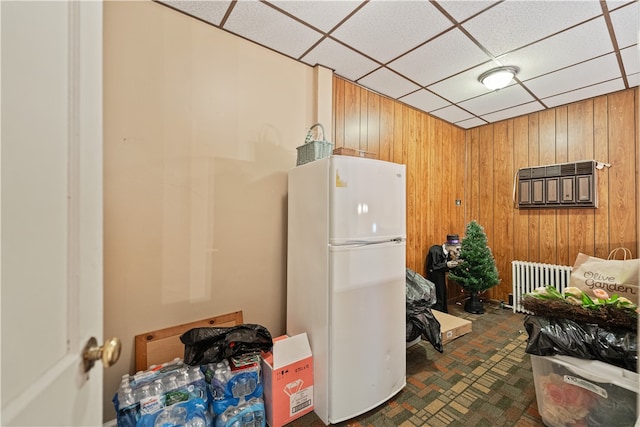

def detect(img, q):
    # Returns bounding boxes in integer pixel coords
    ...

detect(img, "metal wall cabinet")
[516,161,597,209]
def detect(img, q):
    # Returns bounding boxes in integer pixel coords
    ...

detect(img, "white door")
[1,1,112,425]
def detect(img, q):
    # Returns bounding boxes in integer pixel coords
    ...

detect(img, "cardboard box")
[433,310,472,344]
[531,355,638,427]
[332,147,377,159]
[261,333,314,427]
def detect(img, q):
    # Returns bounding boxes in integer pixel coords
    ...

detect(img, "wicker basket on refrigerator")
[296,123,333,166]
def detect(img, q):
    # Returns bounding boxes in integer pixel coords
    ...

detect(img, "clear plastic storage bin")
[530,354,638,427]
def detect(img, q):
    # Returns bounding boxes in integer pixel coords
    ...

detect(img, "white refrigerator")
[287,155,406,425]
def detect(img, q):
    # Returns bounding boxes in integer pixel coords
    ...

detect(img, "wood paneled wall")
[466,88,638,302]
[332,77,466,299]
[334,76,639,304]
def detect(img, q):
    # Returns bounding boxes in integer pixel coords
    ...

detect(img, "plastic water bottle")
[231,374,257,398]
[149,379,165,409]
[254,409,264,427]
[165,374,191,406]
[154,406,186,427]
[229,375,242,398]
[140,381,165,415]
[120,373,131,387]
[153,410,173,427]
[246,376,257,395]
[185,416,206,427]
[150,379,164,395]
[177,367,190,388]
[164,375,179,392]
[189,367,206,399]
[116,386,140,427]
[118,386,135,408]
[241,410,255,427]
[212,368,227,399]
[216,359,231,376]
[134,369,154,384]
[189,367,205,383]
[136,385,151,402]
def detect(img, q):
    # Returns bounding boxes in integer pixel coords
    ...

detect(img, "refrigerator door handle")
[331,238,405,248]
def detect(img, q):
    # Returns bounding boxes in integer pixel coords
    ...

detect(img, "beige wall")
[103,1,331,420]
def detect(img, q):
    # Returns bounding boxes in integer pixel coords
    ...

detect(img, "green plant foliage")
[448,220,500,292]
[528,285,638,312]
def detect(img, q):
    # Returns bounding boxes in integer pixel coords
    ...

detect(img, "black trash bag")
[407,298,434,342]
[523,315,637,372]
[407,308,443,354]
[406,268,436,306]
[406,317,421,343]
[180,324,273,365]
[406,269,443,353]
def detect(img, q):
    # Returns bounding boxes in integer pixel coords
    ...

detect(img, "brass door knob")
[82,336,121,373]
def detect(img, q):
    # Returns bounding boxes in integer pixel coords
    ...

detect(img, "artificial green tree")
[448,220,500,314]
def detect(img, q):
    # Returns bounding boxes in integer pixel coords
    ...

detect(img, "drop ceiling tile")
[462,1,603,56]
[435,0,499,23]
[458,84,535,116]
[223,0,323,59]
[429,60,509,103]
[268,1,363,32]
[158,0,231,26]
[301,38,380,81]
[621,45,640,75]
[357,68,420,99]
[398,89,450,113]
[158,0,638,128]
[542,79,625,107]
[497,18,613,81]
[429,104,475,123]
[524,53,621,99]
[606,0,636,11]
[330,1,453,63]
[609,2,640,48]
[388,28,491,87]
[455,117,488,129]
[481,101,544,123]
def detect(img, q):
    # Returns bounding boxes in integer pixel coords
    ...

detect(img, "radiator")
[511,260,573,314]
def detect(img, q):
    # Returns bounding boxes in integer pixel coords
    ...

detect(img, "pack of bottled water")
[214,397,265,427]
[114,352,269,427]
[113,358,211,427]
[202,354,266,427]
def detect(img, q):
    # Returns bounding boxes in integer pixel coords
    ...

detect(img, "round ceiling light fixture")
[478,66,519,90]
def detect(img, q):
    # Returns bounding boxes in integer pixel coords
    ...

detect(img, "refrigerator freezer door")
[328,241,406,423]
[330,156,406,244]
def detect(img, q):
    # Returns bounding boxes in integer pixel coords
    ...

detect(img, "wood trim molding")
[134,310,243,372]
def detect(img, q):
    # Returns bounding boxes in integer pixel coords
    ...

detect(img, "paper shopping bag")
[569,249,640,304]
